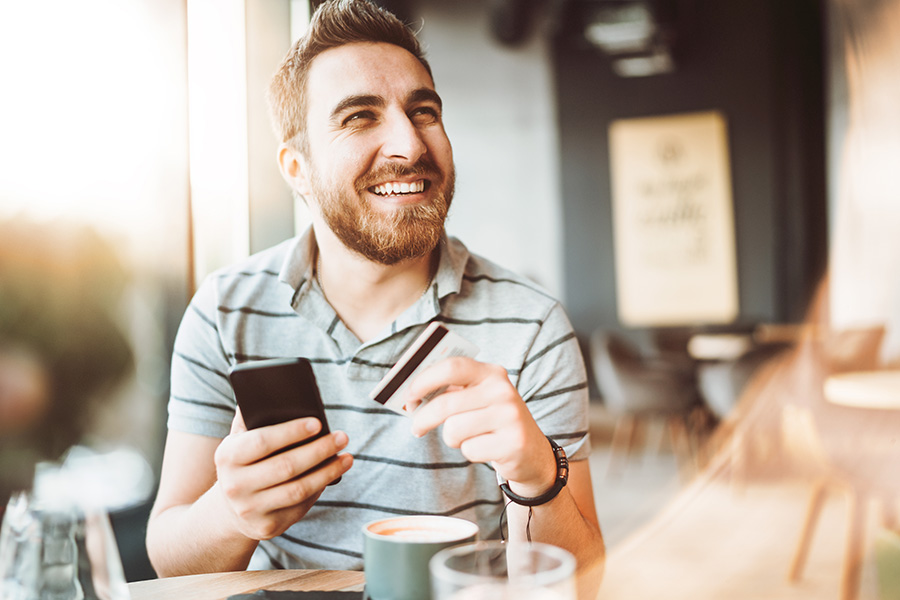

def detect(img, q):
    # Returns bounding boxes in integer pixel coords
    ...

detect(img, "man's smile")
[370,179,428,197]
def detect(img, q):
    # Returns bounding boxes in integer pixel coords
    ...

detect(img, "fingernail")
[306,419,321,433]
[334,431,348,447]
[341,454,353,469]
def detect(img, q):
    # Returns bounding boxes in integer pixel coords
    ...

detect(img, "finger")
[439,404,508,448]
[236,447,352,538]
[303,451,354,487]
[456,431,510,465]
[255,452,354,512]
[230,407,247,435]
[402,357,484,406]
[403,384,466,413]
[411,369,515,437]
[230,417,324,465]
[242,431,350,491]
[268,452,353,506]
[410,387,485,438]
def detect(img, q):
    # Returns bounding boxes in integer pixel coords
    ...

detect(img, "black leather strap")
[498,437,568,507]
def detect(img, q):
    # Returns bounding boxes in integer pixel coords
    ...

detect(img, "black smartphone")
[228,357,340,483]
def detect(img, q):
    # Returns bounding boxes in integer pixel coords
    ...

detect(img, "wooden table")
[128,569,366,600]
[823,369,900,409]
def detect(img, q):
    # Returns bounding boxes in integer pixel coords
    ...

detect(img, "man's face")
[297,42,455,265]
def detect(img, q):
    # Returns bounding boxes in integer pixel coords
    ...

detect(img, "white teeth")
[373,180,425,196]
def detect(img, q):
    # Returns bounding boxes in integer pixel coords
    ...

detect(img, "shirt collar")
[278,227,470,344]
[279,227,468,303]
[278,227,316,293]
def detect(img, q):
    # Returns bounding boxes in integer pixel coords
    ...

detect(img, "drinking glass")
[0,446,152,600]
[429,540,576,600]
[0,493,129,600]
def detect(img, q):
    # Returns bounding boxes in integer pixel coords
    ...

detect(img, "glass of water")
[429,540,576,600]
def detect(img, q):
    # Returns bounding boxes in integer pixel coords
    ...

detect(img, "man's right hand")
[213,410,353,541]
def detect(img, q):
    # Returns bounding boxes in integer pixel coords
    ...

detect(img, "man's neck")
[313,226,437,343]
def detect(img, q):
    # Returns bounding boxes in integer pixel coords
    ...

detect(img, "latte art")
[378,527,464,542]
[367,516,478,543]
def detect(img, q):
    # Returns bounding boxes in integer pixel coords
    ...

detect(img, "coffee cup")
[363,515,479,600]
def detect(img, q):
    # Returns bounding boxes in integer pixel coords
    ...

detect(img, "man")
[146,0,604,586]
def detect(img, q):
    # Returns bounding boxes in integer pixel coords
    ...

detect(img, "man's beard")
[311,158,454,265]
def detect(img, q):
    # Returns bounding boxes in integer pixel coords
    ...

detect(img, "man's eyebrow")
[408,88,443,109]
[330,94,385,120]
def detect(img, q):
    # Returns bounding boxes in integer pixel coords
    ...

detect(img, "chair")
[589,329,704,478]
[783,393,900,600]
[762,278,899,600]
[696,343,790,420]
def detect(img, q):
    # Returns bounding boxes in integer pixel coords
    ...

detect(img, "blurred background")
[2,0,899,598]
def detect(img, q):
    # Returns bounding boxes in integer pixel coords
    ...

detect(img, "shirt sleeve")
[516,302,592,462]
[167,274,236,438]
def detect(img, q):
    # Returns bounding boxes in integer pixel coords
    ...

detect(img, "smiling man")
[146,0,603,589]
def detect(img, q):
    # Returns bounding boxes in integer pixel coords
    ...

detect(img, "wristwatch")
[498,437,569,507]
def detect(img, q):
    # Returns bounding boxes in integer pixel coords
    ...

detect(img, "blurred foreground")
[589,280,900,600]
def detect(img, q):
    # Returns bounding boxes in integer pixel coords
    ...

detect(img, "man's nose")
[380,112,427,163]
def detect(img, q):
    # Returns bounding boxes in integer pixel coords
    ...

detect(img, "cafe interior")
[1,0,900,598]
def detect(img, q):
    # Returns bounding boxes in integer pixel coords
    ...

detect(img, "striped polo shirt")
[168,228,591,570]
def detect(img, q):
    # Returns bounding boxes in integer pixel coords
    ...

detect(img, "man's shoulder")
[212,238,297,279]
[199,237,300,298]
[447,237,560,310]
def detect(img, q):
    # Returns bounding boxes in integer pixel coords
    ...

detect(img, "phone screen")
[228,357,339,482]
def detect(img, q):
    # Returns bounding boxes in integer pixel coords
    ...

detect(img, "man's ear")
[277,143,312,197]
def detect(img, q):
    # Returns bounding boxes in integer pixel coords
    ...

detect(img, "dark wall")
[553,0,828,339]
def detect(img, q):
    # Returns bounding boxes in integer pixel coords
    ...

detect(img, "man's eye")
[343,111,376,126]
[410,106,439,125]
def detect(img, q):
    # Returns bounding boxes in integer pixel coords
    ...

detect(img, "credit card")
[370,322,479,415]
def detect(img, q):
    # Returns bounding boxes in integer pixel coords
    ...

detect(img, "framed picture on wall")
[608,110,739,326]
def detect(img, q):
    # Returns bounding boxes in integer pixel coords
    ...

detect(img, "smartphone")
[228,357,340,483]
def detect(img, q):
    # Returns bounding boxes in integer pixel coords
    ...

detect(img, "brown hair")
[267,0,432,153]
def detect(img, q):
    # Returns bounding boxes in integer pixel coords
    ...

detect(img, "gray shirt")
[168,229,591,570]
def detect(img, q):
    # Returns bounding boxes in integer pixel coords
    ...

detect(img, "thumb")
[230,407,248,435]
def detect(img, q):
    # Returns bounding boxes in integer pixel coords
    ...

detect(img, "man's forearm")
[146,483,259,577]
[506,488,605,600]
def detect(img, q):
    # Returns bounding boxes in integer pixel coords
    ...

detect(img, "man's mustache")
[357,157,443,190]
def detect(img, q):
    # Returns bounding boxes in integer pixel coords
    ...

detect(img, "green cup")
[363,515,479,600]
